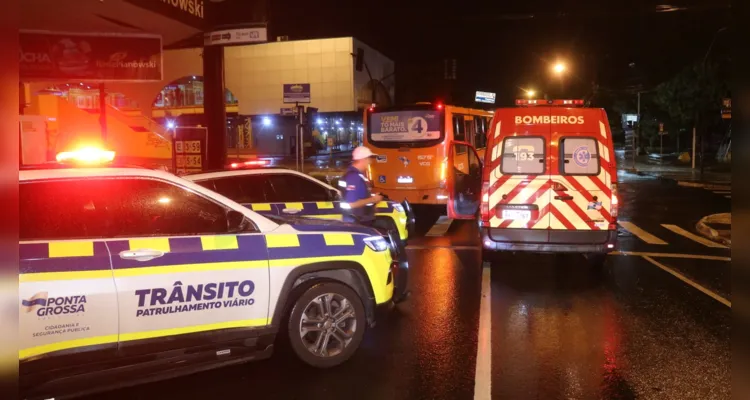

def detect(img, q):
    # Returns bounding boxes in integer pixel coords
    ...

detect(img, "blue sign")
[475,91,496,104]
[370,110,442,142]
[283,83,311,103]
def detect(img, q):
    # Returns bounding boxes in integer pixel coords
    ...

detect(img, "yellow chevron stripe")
[323,233,354,246]
[250,203,272,211]
[316,202,335,209]
[265,234,300,248]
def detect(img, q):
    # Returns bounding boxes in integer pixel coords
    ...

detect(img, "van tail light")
[480,181,491,224]
[610,183,619,219]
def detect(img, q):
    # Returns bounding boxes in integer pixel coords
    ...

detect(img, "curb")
[696,213,731,246]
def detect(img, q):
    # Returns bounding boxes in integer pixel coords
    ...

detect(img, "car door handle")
[554,195,574,201]
[282,208,301,214]
[119,249,165,262]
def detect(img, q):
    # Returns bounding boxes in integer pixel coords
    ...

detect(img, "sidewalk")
[616,150,731,184]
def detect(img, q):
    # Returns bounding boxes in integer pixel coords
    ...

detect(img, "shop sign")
[20,30,162,82]
[124,0,206,29]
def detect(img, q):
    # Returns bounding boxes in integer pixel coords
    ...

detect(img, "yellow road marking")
[642,256,731,308]
[611,251,730,261]
[618,221,668,245]
[661,224,728,248]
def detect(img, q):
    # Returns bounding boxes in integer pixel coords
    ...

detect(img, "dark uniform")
[340,165,410,302]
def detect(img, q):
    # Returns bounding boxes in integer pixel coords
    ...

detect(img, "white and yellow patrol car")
[20,149,399,399]
[184,167,416,246]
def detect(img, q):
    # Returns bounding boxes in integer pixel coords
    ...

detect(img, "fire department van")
[478,99,619,265]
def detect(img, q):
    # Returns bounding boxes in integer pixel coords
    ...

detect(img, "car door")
[550,135,612,237]
[447,141,483,219]
[104,178,270,356]
[488,111,551,239]
[264,173,342,220]
[19,179,119,380]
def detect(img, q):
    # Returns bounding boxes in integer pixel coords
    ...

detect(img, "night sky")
[215,0,730,106]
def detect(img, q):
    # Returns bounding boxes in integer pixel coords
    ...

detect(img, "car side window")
[20,180,112,241]
[107,179,231,237]
[265,174,332,202]
[208,175,270,204]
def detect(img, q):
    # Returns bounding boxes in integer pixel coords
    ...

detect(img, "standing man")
[340,146,382,225]
[341,146,409,303]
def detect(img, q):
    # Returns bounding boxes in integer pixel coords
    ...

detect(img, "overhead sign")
[283,83,311,104]
[204,27,268,46]
[19,30,162,82]
[124,0,206,29]
[721,98,731,119]
[475,91,496,104]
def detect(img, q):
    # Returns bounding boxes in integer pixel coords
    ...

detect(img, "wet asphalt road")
[84,171,731,400]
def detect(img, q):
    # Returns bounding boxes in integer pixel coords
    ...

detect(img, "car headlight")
[392,203,404,212]
[363,236,389,252]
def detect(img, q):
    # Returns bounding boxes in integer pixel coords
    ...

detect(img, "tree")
[653,61,727,146]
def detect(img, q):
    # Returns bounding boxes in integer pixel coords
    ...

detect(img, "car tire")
[287,281,366,368]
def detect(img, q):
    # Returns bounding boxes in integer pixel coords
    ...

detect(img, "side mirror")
[227,210,247,233]
[329,189,341,201]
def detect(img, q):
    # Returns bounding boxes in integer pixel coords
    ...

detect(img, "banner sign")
[174,127,207,175]
[204,27,268,46]
[369,110,442,142]
[20,31,163,82]
[475,91,496,104]
[283,83,311,103]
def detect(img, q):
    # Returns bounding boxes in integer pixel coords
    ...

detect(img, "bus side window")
[474,116,486,149]
[464,118,475,147]
[453,115,466,142]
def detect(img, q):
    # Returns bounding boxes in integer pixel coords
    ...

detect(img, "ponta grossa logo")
[22,292,87,317]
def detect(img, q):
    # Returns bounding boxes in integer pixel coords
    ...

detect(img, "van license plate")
[502,209,531,221]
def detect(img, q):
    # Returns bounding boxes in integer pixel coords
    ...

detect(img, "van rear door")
[548,109,615,242]
[487,108,552,240]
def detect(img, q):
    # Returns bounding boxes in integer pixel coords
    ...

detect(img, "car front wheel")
[287,282,366,368]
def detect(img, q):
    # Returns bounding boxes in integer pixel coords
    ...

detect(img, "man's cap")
[352,146,377,160]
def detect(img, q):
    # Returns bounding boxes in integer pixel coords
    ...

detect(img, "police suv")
[20,150,399,399]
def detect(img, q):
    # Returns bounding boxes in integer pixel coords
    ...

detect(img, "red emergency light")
[516,99,585,106]
[230,159,270,169]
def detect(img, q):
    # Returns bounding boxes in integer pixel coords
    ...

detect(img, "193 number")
[513,151,535,161]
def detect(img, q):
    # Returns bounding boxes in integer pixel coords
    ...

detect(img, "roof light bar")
[515,99,584,106]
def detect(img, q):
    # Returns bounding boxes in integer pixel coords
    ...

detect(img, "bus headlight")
[363,236,389,252]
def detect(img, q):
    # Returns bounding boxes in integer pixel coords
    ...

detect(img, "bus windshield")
[367,108,444,148]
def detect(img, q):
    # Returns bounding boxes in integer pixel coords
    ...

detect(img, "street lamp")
[553,62,566,74]
[526,89,536,98]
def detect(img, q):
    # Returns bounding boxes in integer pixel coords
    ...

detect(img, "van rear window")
[501,137,545,175]
[561,137,600,175]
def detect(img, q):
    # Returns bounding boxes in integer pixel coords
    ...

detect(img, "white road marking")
[642,256,731,308]
[425,216,454,237]
[713,191,731,194]
[661,224,728,248]
[611,251,730,262]
[474,262,492,400]
[618,221,668,245]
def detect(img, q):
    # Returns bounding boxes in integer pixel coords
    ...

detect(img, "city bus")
[363,102,493,211]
